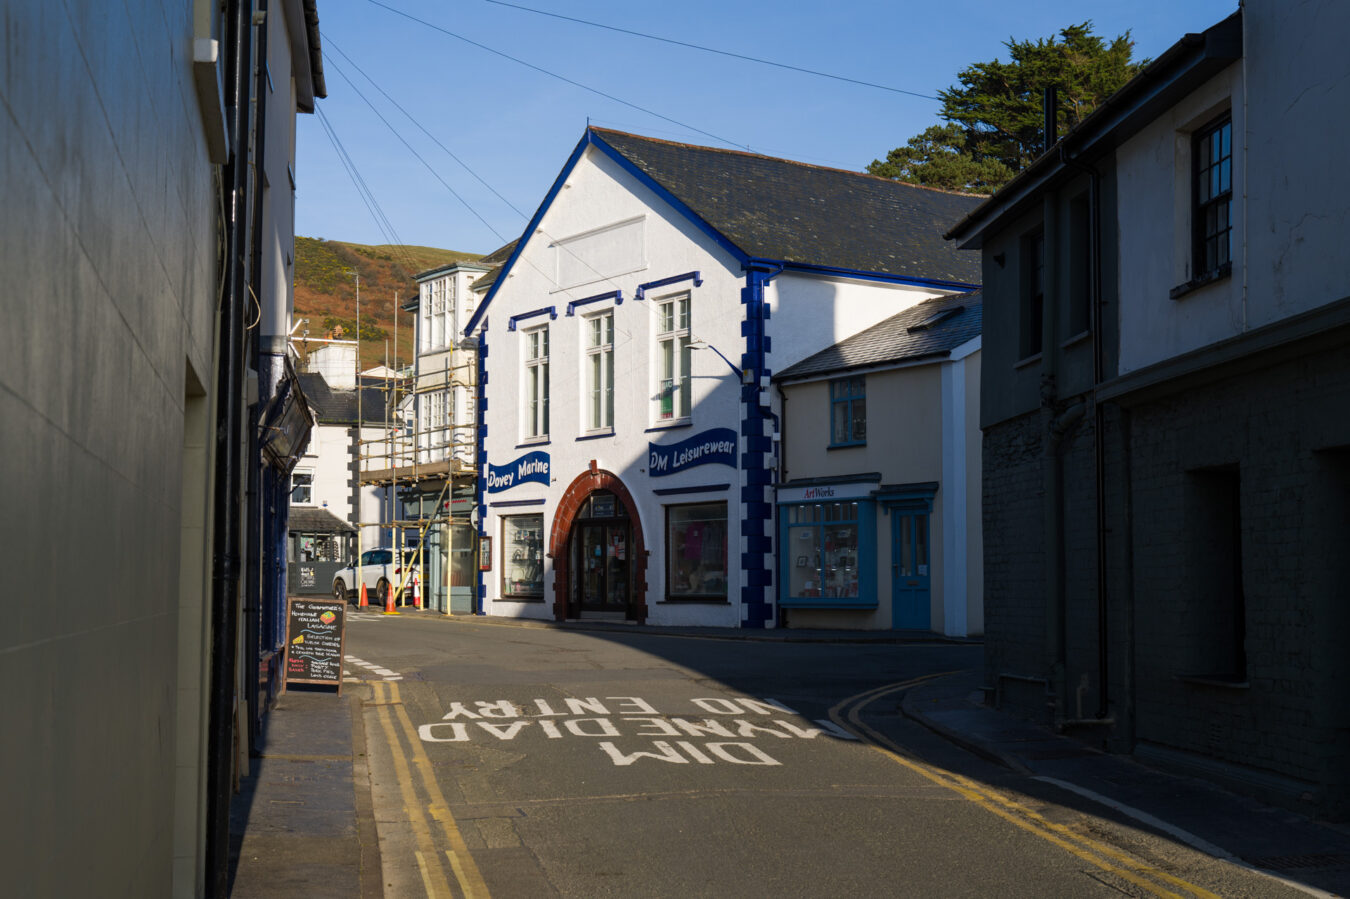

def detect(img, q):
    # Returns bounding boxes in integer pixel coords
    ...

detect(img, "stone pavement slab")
[228,687,381,897]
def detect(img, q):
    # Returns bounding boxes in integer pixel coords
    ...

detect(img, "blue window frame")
[830,376,866,446]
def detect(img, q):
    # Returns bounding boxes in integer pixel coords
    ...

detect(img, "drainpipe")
[247,0,273,746]
[206,0,253,896]
[1060,144,1112,721]
[1038,192,1068,721]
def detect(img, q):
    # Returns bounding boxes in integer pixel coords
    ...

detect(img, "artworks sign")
[486,451,550,493]
[415,694,858,767]
[648,427,737,477]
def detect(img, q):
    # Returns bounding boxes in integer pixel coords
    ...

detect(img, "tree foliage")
[868,23,1146,194]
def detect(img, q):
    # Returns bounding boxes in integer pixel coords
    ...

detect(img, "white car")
[332,547,421,605]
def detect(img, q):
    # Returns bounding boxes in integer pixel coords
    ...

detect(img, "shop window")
[290,469,314,504]
[502,514,545,599]
[523,325,550,439]
[656,294,691,421]
[295,533,339,563]
[585,311,615,431]
[786,502,861,601]
[666,502,728,601]
[830,376,866,446]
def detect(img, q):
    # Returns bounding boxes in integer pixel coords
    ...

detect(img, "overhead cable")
[325,37,530,222]
[483,0,941,101]
[360,0,752,151]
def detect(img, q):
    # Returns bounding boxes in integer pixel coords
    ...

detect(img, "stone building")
[947,2,1350,817]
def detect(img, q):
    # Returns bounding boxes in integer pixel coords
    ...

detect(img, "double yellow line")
[369,680,492,899]
[830,677,1221,899]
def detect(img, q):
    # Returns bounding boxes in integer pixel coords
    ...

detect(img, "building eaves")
[775,290,982,382]
[945,10,1242,248]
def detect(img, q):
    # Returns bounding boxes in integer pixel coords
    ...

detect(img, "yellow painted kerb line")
[369,681,453,898]
[388,681,493,899]
[831,680,1222,899]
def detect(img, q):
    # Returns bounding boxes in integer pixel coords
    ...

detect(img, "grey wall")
[0,2,220,894]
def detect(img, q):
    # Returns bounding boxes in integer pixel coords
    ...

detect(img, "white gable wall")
[479,142,973,626]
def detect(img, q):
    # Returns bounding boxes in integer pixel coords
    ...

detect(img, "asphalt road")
[345,612,1309,899]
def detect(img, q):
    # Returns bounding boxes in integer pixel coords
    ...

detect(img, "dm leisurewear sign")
[486,450,551,493]
[648,427,737,477]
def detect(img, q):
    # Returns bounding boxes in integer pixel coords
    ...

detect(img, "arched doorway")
[549,469,647,622]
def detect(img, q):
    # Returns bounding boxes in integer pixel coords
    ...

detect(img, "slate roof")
[775,291,982,382]
[289,506,355,534]
[297,372,394,426]
[470,239,518,293]
[592,128,982,284]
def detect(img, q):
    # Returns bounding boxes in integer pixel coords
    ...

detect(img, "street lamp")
[689,337,753,384]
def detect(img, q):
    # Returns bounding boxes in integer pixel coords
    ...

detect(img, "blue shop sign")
[486,451,550,493]
[648,427,737,477]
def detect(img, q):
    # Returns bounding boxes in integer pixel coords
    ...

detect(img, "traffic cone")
[383,582,399,615]
[412,576,422,609]
[359,582,368,608]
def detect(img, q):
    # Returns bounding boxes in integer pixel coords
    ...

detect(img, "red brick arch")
[549,468,647,623]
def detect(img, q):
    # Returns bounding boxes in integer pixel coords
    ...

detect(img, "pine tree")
[868,23,1145,194]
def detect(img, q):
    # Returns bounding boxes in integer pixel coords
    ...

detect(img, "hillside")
[292,237,481,371]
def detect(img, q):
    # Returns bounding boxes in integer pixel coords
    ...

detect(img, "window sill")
[1013,352,1042,371]
[1060,330,1092,350]
[1176,674,1249,690]
[515,438,550,449]
[659,597,730,605]
[827,442,866,451]
[500,595,546,603]
[1169,261,1232,300]
[780,597,877,610]
[645,420,693,433]
[576,430,615,442]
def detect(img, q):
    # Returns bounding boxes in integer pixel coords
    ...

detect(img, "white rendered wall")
[770,275,957,373]
[1243,0,1350,328]
[1115,63,1244,374]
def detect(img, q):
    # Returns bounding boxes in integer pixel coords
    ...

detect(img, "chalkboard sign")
[283,597,347,692]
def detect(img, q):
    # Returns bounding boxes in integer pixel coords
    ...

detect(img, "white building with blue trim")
[466,128,980,628]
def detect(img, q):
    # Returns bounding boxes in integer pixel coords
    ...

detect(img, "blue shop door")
[891,511,930,630]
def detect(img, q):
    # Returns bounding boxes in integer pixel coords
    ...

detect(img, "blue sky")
[296,0,1240,255]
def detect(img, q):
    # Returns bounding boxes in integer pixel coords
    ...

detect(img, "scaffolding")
[354,339,478,612]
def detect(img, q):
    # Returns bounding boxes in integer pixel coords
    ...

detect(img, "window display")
[786,502,860,599]
[502,514,544,598]
[666,502,727,599]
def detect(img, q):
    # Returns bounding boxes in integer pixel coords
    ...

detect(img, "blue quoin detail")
[635,271,703,300]
[474,325,489,615]
[566,290,623,316]
[738,261,778,628]
[508,306,557,331]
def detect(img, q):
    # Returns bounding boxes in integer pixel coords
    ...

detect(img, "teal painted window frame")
[829,376,866,447]
[777,498,877,609]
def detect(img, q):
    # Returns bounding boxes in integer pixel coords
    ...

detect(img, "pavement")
[228,611,1350,897]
